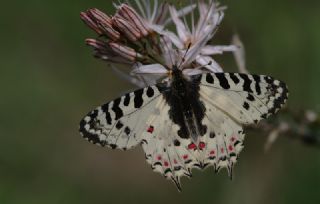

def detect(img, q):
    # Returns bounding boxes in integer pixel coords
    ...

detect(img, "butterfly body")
[161,67,207,144]
[79,71,288,190]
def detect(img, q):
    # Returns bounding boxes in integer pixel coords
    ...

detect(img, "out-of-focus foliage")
[0,0,319,204]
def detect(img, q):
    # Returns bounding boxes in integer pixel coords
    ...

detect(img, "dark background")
[1,0,320,203]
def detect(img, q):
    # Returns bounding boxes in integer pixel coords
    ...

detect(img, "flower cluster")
[81,0,240,86]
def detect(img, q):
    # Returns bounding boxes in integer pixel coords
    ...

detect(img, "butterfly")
[79,66,288,191]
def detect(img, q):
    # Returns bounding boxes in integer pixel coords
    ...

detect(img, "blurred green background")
[1,0,320,203]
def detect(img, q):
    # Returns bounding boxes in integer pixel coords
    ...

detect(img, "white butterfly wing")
[199,73,288,125]
[79,86,164,150]
[142,106,203,190]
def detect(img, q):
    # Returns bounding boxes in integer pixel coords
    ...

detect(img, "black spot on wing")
[209,156,216,160]
[79,110,106,146]
[134,88,144,108]
[84,110,98,130]
[153,162,162,167]
[229,73,240,84]
[239,73,253,93]
[112,98,123,120]
[229,152,237,158]
[185,159,193,164]
[116,121,124,129]
[124,126,131,135]
[141,139,148,145]
[264,76,274,84]
[252,75,262,95]
[219,156,227,161]
[243,102,250,110]
[123,93,130,106]
[267,80,288,115]
[83,131,104,146]
[209,132,216,138]
[90,110,98,118]
[146,87,155,97]
[79,110,98,137]
[110,144,117,149]
[105,112,112,125]
[206,73,214,84]
[101,103,112,125]
[215,73,230,89]
[247,94,255,101]
[234,141,241,147]
[164,168,172,175]
[174,139,181,146]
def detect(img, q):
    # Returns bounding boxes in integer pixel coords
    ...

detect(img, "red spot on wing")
[183,155,188,160]
[210,150,215,155]
[157,155,162,160]
[228,145,234,151]
[231,136,236,142]
[198,142,206,150]
[147,126,154,133]
[188,143,197,150]
[164,161,169,167]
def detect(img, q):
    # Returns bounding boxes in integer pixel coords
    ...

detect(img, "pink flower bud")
[109,42,142,61]
[85,39,133,64]
[81,8,120,41]
[112,15,141,42]
[117,4,151,37]
[80,11,103,35]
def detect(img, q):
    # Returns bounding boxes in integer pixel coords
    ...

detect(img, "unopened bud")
[117,4,151,37]
[85,38,108,51]
[109,42,142,61]
[80,11,102,35]
[81,8,120,41]
[112,16,141,42]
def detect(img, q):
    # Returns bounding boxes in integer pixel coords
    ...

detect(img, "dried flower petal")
[131,64,168,75]
[201,45,238,55]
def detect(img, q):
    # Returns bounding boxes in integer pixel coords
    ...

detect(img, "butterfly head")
[168,64,184,80]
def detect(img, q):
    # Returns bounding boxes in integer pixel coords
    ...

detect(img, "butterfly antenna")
[160,34,175,70]
[178,43,192,69]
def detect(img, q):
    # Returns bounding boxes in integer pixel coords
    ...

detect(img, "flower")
[80,0,242,87]
[157,0,239,73]
[125,0,197,30]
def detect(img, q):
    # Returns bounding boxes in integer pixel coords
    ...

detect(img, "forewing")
[199,72,288,125]
[79,85,163,150]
